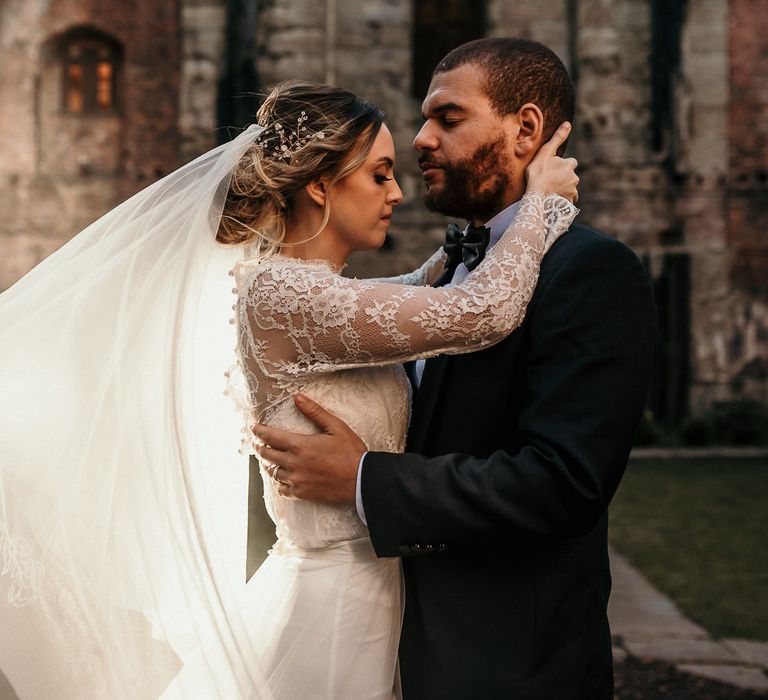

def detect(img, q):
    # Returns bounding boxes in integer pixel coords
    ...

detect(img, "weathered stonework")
[1,0,766,416]
[252,0,441,278]
[724,0,768,403]
[179,0,228,160]
[0,0,179,289]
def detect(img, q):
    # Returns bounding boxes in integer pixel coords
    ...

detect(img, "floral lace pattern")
[233,192,576,420]
[227,193,577,547]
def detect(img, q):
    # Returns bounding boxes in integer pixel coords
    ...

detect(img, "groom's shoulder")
[544,221,644,273]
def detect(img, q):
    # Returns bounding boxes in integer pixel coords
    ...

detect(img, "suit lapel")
[405,258,456,451]
[406,354,449,452]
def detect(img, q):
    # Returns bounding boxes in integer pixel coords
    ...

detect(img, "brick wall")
[0,0,180,289]
[179,0,227,160]
[2,0,766,410]
[729,0,768,294]
[724,0,768,399]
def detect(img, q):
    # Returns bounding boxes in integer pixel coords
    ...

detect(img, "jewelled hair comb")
[255,111,326,160]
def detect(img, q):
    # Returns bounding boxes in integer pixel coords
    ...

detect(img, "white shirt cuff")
[355,452,368,525]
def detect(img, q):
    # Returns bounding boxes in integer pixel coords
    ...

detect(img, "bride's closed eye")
[375,174,393,184]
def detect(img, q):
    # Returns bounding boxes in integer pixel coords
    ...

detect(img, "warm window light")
[96,62,113,110]
[62,37,118,114]
[66,63,84,113]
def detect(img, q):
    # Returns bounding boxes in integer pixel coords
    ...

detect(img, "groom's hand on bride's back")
[251,394,366,504]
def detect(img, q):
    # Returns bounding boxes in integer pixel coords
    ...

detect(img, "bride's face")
[325,124,403,253]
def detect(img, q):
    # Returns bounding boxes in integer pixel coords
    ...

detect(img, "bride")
[0,80,577,699]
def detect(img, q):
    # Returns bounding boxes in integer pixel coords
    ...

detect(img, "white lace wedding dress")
[220,192,577,700]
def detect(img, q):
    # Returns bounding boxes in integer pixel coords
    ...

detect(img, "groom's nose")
[413,121,439,152]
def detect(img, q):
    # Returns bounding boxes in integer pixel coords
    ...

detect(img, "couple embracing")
[0,37,655,699]
[241,37,656,699]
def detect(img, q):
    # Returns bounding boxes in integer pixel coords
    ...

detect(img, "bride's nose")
[387,179,403,206]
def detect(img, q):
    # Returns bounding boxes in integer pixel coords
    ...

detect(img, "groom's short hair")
[434,38,575,141]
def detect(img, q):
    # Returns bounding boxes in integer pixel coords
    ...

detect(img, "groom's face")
[414,63,523,224]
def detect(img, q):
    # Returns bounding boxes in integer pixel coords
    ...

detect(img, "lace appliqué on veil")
[0,521,44,607]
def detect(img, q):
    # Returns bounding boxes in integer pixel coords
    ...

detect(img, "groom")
[253,38,656,698]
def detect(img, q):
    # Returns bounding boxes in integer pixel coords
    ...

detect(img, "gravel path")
[615,656,768,699]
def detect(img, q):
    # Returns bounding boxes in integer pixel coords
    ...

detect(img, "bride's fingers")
[536,121,571,159]
[526,125,578,198]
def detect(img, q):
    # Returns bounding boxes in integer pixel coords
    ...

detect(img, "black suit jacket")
[362,224,657,699]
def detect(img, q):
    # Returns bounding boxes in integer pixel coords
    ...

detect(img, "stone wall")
[676,0,732,411]
[252,0,446,277]
[488,0,766,414]
[0,0,180,290]
[1,0,766,415]
[179,0,227,160]
[724,0,768,403]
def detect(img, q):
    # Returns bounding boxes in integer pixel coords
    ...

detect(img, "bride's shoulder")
[232,253,340,295]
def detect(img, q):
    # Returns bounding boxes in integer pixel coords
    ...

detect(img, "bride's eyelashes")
[374,174,393,184]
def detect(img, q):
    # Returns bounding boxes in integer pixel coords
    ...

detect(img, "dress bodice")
[260,366,410,548]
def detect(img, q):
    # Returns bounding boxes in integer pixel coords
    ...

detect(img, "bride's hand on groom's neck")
[525,122,579,203]
[251,394,366,504]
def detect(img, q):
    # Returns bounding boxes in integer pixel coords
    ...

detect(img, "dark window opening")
[218,0,262,141]
[647,252,690,427]
[650,0,688,155]
[411,1,487,101]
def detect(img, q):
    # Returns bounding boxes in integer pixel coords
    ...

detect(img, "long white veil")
[0,126,273,698]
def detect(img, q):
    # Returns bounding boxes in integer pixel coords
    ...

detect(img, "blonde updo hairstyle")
[217,80,386,257]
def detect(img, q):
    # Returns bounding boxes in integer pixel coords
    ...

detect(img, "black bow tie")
[442,223,491,273]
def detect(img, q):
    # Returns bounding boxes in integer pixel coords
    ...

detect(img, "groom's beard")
[423,134,514,222]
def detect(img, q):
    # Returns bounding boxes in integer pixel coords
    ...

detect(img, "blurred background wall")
[1,0,766,427]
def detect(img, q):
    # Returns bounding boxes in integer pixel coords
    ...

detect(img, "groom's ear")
[510,103,545,158]
[305,178,329,207]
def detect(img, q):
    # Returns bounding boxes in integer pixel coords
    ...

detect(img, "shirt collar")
[446,198,525,288]
[481,199,523,249]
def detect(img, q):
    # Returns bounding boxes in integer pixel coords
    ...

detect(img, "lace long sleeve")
[233,192,576,415]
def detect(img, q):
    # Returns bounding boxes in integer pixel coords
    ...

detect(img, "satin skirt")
[161,537,402,700]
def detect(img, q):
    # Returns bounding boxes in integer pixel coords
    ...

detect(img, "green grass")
[609,457,768,641]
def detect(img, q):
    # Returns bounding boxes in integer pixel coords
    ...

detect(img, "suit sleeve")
[361,237,657,557]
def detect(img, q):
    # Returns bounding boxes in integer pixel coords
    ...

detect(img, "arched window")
[58,28,122,115]
[411,1,487,99]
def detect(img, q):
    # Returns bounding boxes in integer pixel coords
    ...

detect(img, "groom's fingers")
[251,396,342,448]
[252,394,364,504]
[254,442,294,470]
[540,121,571,156]
[251,422,296,452]
[293,393,343,433]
